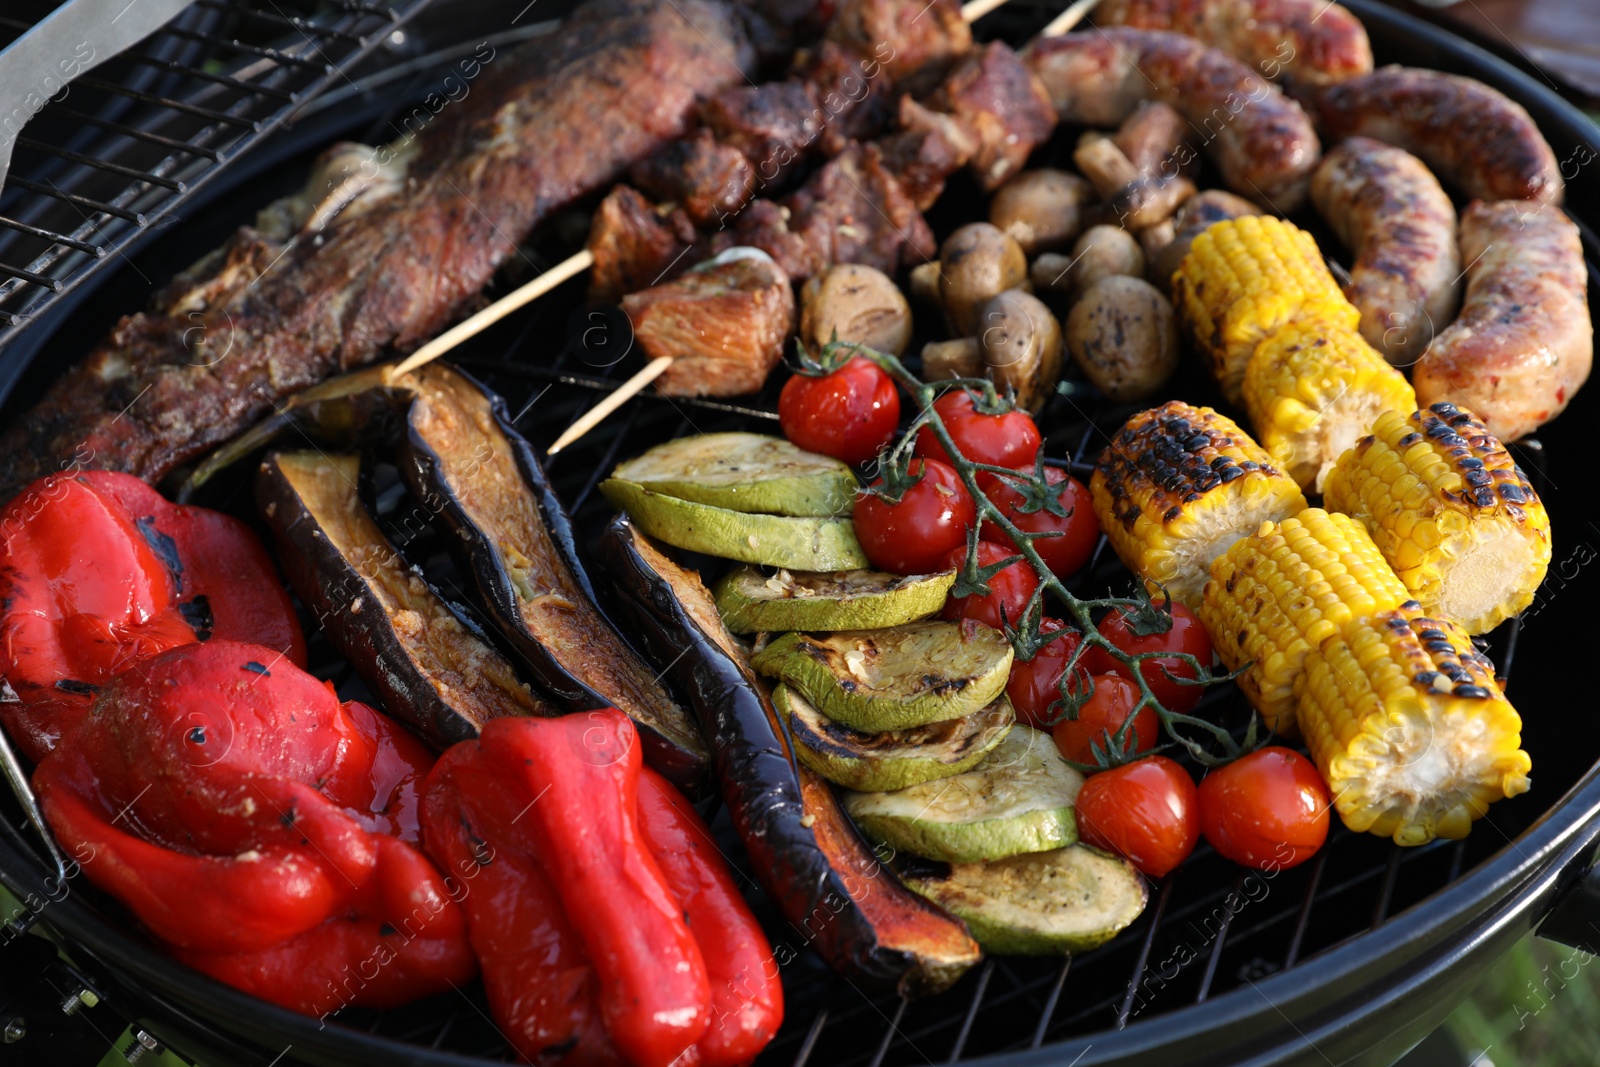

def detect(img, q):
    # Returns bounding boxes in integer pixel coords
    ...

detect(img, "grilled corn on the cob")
[1299,601,1531,846]
[1092,401,1308,608]
[1173,216,1358,403]
[1199,508,1409,735]
[1323,403,1551,635]
[1240,319,1417,493]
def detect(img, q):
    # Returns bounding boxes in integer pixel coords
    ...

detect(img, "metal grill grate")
[0,0,437,349]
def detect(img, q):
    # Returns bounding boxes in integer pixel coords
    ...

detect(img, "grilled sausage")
[1095,0,1373,90]
[1414,201,1592,442]
[1311,137,1460,366]
[1023,29,1320,211]
[1317,66,1564,205]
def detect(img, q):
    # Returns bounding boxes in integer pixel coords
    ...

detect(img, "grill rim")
[0,1,1597,1065]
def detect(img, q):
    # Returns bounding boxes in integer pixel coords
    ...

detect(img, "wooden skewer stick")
[392,249,594,377]
[546,0,1106,455]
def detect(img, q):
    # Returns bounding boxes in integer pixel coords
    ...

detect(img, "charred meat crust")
[399,364,709,793]
[256,451,555,751]
[600,517,981,995]
[0,0,761,499]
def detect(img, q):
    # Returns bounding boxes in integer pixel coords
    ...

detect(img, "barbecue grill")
[0,1,1597,1065]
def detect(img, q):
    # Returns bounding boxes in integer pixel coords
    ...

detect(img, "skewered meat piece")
[701,80,827,186]
[877,97,979,209]
[589,187,698,302]
[1023,28,1321,212]
[1096,0,1373,90]
[800,40,898,156]
[784,141,937,273]
[0,0,769,499]
[628,129,757,228]
[1316,66,1564,205]
[623,254,796,397]
[719,200,825,281]
[827,0,972,95]
[925,42,1056,191]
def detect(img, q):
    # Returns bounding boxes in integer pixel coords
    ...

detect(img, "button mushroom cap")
[989,169,1095,255]
[939,222,1029,336]
[1068,225,1147,295]
[1065,275,1178,402]
[800,264,914,356]
[977,289,1063,414]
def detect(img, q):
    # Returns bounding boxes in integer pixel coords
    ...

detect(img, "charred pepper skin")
[0,470,305,763]
[33,640,474,1016]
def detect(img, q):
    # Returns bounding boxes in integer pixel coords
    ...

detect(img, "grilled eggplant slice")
[751,622,1014,732]
[610,432,857,516]
[773,683,1013,792]
[400,364,707,793]
[843,727,1082,863]
[714,566,957,634]
[901,845,1147,956]
[601,478,869,571]
[600,516,981,995]
[256,451,554,749]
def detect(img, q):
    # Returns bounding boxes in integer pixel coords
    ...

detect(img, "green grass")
[1442,934,1600,1066]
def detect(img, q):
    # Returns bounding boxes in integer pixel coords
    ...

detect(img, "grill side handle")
[1535,845,1600,953]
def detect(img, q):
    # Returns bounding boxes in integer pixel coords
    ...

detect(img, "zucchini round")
[751,621,1014,732]
[714,566,957,634]
[601,479,869,571]
[902,845,1148,956]
[844,727,1083,863]
[610,432,858,516]
[774,684,1014,792]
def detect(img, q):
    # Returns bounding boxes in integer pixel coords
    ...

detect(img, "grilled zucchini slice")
[714,566,956,634]
[902,845,1147,956]
[843,727,1082,863]
[610,432,857,516]
[751,621,1014,732]
[601,479,869,571]
[775,683,1014,792]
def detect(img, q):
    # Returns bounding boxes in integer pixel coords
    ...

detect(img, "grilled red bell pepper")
[33,640,474,1016]
[0,471,305,762]
[424,712,784,1067]
[636,766,783,1067]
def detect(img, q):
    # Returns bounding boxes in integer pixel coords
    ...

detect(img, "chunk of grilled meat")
[800,40,898,156]
[628,128,757,228]
[588,186,698,303]
[701,80,827,186]
[925,42,1056,191]
[622,255,796,397]
[878,97,980,209]
[783,141,937,273]
[0,0,768,500]
[826,0,972,95]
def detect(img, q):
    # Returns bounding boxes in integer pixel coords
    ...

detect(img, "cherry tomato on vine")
[978,467,1099,580]
[913,391,1041,470]
[1090,599,1212,714]
[853,459,975,575]
[1075,755,1199,878]
[1051,674,1158,764]
[1005,619,1088,729]
[1198,747,1329,871]
[778,356,900,465]
[939,541,1039,632]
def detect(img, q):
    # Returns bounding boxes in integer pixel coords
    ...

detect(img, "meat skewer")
[392,0,1064,387]
[541,1,1111,454]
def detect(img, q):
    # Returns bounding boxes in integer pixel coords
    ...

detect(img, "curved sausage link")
[1095,0,1373,90]
[1311,137,1460,366]
[1415,200,1592,442]
[1023,29,1320,212]
[1316,66,1563,205]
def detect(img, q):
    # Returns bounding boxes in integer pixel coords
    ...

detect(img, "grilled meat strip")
[0,0,765,500]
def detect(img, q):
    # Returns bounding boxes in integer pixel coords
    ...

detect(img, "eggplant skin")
[600,516,981,995]
[256,451,552,751]
[398,364,708,796]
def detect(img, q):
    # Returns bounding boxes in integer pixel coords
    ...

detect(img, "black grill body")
[0,2,1597,1066]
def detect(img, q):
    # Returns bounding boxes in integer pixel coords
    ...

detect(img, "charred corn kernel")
[1173,216,1358,403]
[1240,319,1417,493]
[1299,601,1530,846]
[1324,403,1551,635]
[1092,401,1308,609]
[1200,508,1409,736]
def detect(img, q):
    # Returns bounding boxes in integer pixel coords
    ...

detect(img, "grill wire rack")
[0,0,1588,1063]
[0,0,437,355]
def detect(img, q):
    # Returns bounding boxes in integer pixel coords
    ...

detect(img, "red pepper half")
[0,471,305,762]
[636,767,783,1067]
[34,640,473,1016]
[424,713,774,1067]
